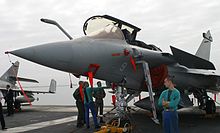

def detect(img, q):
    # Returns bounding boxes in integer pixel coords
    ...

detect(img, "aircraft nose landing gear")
[95,85,133,133]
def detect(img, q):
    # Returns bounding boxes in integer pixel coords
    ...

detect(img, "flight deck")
[3,105,220,133]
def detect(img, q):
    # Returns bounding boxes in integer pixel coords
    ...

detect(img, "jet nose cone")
[7,41,74,72]
[7,47,36,61]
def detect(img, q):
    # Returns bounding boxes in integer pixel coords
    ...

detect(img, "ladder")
[137,61,160,124]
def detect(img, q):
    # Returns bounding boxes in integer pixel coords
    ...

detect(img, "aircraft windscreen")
[86,24,125,40]
[83,16,118,35]
[83,15,141,41]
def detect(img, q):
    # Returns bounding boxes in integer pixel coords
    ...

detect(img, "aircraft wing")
[134,92,193,111]
[170,46,215,70]
[0,79,56,94]
[9,76,39,83]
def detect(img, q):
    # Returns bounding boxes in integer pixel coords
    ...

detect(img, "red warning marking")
[79,83,84,102]
[16,77,32,106]
[112,53,122,56]
[88,72,93,88]
[123,49,130,56]
[130,56,136,72]
[112,95,116,106]
[88,64,100,75]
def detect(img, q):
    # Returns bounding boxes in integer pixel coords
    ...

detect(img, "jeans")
[163,110,179,133]
[84,102,99,127]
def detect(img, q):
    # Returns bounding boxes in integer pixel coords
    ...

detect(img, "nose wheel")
[95,87,133,133]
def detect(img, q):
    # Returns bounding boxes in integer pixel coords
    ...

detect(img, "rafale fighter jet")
[6,15,220,115]
[0,61,56,110]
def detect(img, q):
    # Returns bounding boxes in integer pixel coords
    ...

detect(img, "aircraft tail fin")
[195,30,213,60]
[170,46,215,70]
[0,61,19,85]
[49,79,56,93]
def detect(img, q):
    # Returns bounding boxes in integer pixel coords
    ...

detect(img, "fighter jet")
[0,61,56,110]
[6,15,220,115]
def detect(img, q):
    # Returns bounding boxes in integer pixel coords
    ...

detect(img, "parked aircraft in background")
[0,61,56,110]
[6,15,220,116]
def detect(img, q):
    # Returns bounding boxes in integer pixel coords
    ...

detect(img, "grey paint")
[7,15,220,109]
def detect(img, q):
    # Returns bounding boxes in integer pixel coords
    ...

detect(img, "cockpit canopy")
[83,15,162,52]
[83,15,141,41]
[85,24,125,40]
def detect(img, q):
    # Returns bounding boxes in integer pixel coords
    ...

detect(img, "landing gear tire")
[205,99,216,114]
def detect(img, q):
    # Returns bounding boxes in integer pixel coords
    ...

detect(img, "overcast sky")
[0,0,220,105]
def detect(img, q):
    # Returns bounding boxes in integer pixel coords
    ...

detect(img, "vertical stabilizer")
[195,30,213,60]
[0,61,19,85]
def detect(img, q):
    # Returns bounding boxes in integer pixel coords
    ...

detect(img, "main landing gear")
[205,97,216,114]
[193,89,216,114]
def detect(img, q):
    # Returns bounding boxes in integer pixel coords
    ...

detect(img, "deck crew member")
[73,81,85,128]
[6,85,14,116]
[93,81,106,123]
[84,82,100,129]
[0,90,7,130]
[158,76,180,133]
